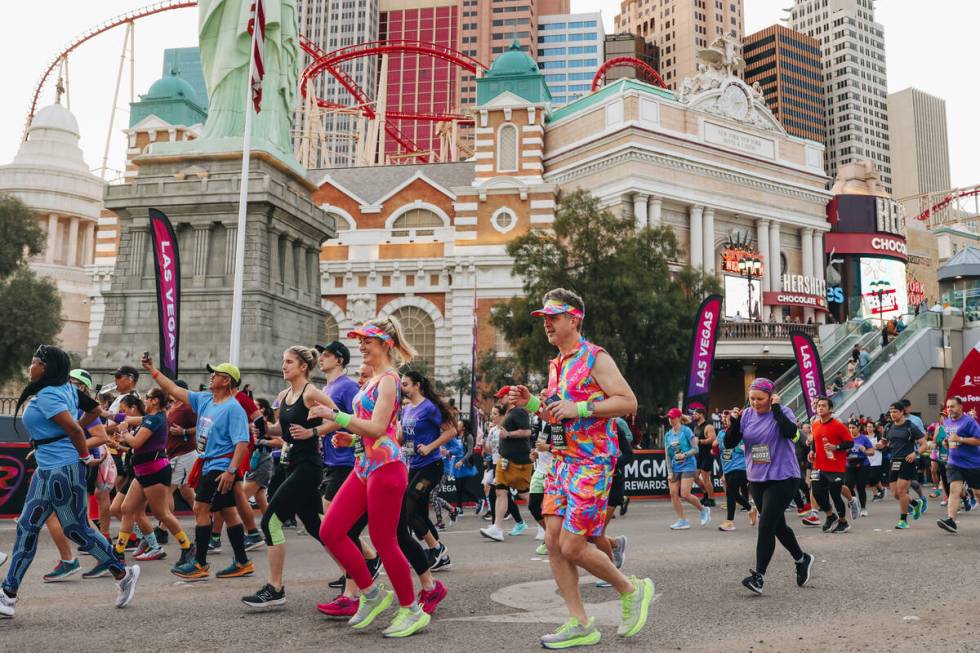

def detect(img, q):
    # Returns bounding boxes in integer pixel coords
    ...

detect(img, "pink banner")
[683,295,723,412]
[148,208,181,378]
[790,330,825,419]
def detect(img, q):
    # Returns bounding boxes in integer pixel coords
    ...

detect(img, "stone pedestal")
[84,151,335,396]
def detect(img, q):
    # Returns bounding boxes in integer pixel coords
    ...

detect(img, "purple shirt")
[945,414,980,468]
[739,404,800,482]
[322,375,359,467]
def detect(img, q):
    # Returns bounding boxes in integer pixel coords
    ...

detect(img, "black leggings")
[812,471,846,518]
[405,460,443,542]
[529,492,544,523]
[724,470,752,521]
[261,462,323,546]
[489,488,524,524]
[936,462,949,496]
[455,476,483,509]
[844,465,868,508]
[750,478,804,576]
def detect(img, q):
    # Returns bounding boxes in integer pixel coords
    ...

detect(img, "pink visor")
[347,323,394,347]
[531,299,584,319]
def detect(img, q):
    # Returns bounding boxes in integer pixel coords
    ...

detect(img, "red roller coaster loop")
[591,57,667,92]
[914,187,980,223]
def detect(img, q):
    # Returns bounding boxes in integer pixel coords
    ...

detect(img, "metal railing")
[0,397,17,416]
[721,321,818,340]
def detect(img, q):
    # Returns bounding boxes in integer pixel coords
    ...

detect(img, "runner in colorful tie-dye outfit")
[509,288,655,650]
[311,318,431,639]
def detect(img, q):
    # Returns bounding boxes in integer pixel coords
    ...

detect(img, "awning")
[938,247,980,282]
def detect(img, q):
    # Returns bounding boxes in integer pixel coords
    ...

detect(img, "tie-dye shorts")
[542,459,613,536]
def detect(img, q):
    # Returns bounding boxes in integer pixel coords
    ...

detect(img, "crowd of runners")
[2,286,979,649]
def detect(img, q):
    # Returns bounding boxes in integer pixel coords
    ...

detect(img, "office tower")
[537,13,604,105]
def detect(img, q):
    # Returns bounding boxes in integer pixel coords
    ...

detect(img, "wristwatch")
[586,401,596,415]
[312,426,319,438]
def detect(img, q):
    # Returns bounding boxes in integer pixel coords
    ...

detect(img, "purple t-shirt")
[322,375,359,467]
[402,399,442,469]
[738,404,800,482]
[945,414,980,468]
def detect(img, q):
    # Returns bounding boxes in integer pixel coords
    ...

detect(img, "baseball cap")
[112,365,140,381]
[175,379,189,390]
[206,362,241,385]
[667,408,682,419]
[530,299,584,319]
[494,385,512,399]
[69,369,94,391]
[316,340,351,367]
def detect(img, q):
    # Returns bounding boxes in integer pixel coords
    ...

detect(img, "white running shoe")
[535,526,546,541]
[0,588,15,618]
[115,565,140,608]
[479,525,505,542]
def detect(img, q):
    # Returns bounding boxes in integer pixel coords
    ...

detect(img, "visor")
[347,323,394,348]
[531,299,584,319]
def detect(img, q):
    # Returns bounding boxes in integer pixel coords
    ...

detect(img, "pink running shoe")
[317,594,358,618]
[419,580,447,615]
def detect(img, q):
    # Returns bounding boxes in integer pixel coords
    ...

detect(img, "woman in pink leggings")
[311,316,430,638]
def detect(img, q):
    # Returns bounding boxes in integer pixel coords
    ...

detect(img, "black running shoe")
[795,552,814,587]
[830,520,850,534]
[328,574,346,589]
[241,583,286,609]
[937,517,958,534]
[741,570,764,594]
[821,514,838,533]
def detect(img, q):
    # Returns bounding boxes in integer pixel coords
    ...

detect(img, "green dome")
[144,71,198,102]
[487,40,539,77]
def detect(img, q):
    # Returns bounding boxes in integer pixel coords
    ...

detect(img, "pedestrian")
[664,408,710,530]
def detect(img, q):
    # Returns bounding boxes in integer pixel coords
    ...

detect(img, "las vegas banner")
[790,330,826,419]
[148,208,181,379]
[683,294,723,413]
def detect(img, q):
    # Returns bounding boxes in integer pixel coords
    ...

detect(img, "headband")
[749,377,775,395]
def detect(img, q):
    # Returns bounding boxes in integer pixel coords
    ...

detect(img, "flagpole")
[229,3,262,366]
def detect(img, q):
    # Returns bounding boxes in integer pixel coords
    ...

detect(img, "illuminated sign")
[763,291,829,311]
[859,257,908,319]
[824,232,908,262]
[721,247,764,276]
[781,274,826,298]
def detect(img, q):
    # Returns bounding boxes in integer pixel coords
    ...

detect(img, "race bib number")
[721,450,733,462]
[550,423,567,450]
[750,444,771,464]
[402,440,416,459]
[891,460,903,472]
[353,435,365,457]
[810,469,820,481]
[939,452,948,463]
[196,416,212,454]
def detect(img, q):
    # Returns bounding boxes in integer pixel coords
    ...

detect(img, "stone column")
[769,222,781,293]
[308,249,320,298]
[295,241,308,294]
[756,218,771,320]
[813,230,826,325]
[632,193,648,229]
[224,225,237,277]
[282,236,296,296]
[689,205,704,269]
[649,197,663,225]
[269,230,281,293]
[801,227,815,323]
[130,229,146,276]
[46,214,58,263]
[83,222,96,265]
[66,218,79,266]
[702,207,716,274]
[743,364,757,396]
[193,224,211,280]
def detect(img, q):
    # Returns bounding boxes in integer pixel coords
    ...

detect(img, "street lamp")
[737,256,762,321]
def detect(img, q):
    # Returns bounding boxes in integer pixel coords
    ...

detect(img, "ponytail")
[14,345,71,436]
[285,345,319,378]
[371,315,418,364]
[403,369,452,423]
[121,394,146,416]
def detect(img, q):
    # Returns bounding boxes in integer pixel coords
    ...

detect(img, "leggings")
[405,460,443,541]
[4,462,124,594]
[431,478,454,524]
[261,462,323,546]
[749,477,804,576]
[724,469,752,521]
[528,492,544,523]
[812,471,846,517]
[454,477,483,510]
[936,462,949,496]
[320,461,414,606]
[844,465,868,508]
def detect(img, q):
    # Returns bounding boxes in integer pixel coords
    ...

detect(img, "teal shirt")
[665,425,697,473]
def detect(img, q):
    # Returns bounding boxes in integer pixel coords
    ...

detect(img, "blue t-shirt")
[716,429,746,474]
[321,375,359,467]
[24,383,80,470]
[664,425,697,473]
[846,435,874,466]
[188,391,249,474]
[945,414,980,468]
[403,398,442,469]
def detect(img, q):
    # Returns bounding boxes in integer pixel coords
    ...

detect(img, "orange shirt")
[811,417,852,474]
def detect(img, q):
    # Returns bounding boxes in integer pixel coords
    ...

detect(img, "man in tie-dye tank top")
[509,288,655,649]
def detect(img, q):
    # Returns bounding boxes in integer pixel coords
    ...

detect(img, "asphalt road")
[1,497,979,652]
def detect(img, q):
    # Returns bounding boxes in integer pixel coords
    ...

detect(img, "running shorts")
[669,469,696,482]
[947,464,980,486]
[542,459,613,537]
[529,469,547,495]
[169,450,198,486]
[888,459,917,483]
[195,469,240,511]
[697,453,714,472]
[495,459,532,493]
[320,464,355,501]
[137,464,173,489]
[246,450,274,488]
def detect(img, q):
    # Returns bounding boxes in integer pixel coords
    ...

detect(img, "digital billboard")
[724,275,762,320]
[859,257,908,321]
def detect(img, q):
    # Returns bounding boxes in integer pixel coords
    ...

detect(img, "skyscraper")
[787,0,891,191]
[603,33,660,85]
[743,25,825,143]
[536,13,604,106]
[297,0,380,166]
[887,88,950,200]
[613,0,744,88]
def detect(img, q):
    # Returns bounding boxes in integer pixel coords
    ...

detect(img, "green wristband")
[335,412,352,428]
[525,396,541,413]
[577,401,591,418]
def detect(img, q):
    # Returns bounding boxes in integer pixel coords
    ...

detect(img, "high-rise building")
[887,88,950,200]
[162,48,208,110]
[380,0,461,160]
[613,0,743,88]
[787,0,891,191]
[536,13,604,106]
[743,25,825,143]
[297,0,380,166]
[459,0,569,109]
[603,33,660,85]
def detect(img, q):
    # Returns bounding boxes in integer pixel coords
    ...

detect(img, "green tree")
[0,194,63,384]
[490,189,721,421]
[445,364,472,407]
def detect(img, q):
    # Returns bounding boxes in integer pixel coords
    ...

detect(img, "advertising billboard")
[859,257,908,320]
[723,275,761,320]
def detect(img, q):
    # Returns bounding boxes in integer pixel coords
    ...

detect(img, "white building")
[887,88,950,201]
[0,103,104,358]
[788,0,891,191]
[537,13,604,106]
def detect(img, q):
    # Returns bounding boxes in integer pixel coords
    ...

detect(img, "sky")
[1,1,976,189]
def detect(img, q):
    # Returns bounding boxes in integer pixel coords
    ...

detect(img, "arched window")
[390,305,436,372]
[497,124,518,172]
[391,208,443,238]
[324,311,339,344]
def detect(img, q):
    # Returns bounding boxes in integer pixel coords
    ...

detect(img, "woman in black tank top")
[241,346,339,610]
